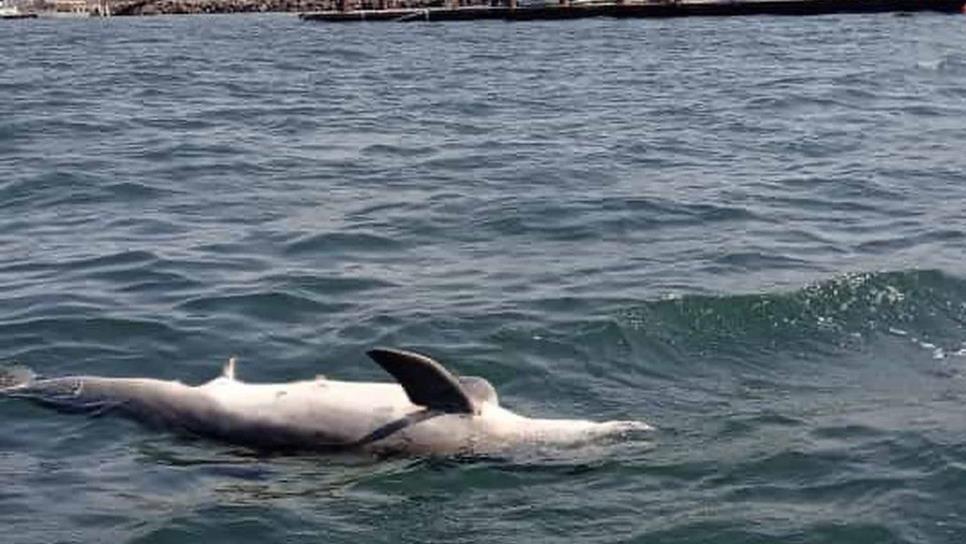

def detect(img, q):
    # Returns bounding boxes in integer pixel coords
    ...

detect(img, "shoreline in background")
[4,0,965,17]
[4,0,333,16]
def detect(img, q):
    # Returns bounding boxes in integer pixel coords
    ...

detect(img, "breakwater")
[300,0,966,22]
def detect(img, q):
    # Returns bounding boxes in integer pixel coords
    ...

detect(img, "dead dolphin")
[0,348,652,455]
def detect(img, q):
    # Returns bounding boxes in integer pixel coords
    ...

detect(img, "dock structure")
[300,0,966,22]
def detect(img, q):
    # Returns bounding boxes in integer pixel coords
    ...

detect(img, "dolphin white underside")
[3,375,649,454]
[0,349,652,455]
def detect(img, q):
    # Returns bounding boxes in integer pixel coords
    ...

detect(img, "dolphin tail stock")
[0,364,37,392]
[0,373,125,415]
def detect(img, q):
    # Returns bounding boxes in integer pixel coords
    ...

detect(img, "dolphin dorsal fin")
[366,348,478,415]
[222,356,237,380]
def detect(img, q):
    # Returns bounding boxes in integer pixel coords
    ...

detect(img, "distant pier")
[300,0,966,22]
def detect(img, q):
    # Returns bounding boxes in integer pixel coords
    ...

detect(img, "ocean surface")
[2,11,966,543]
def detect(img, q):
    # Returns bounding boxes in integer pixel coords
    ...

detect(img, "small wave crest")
[615,269,966,361]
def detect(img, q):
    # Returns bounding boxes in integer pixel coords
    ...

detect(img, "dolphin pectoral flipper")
[222,356,237,380]
[366,348,478,415]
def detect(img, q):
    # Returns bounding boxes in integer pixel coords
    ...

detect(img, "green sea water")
[2,12,966,544]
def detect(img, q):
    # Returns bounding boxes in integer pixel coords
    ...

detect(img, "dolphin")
[0,348,652,455]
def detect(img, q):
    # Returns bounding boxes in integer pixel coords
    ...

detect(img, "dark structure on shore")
[300,0,966,22]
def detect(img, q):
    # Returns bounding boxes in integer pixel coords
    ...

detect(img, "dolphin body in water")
[0,348,651,455]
